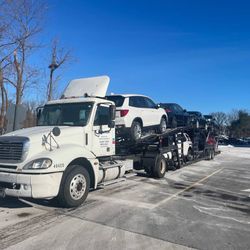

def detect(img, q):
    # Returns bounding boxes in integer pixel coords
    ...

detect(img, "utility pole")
[48,53,58,101]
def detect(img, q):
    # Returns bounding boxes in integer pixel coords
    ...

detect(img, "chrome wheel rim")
[160,159,166,174]
[161,119,167,132]
[134,124,142,140]
[69,174,86,200]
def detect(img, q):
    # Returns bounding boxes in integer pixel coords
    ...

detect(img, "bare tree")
[0,60,9,132]
[210,112,227,126]
[0,1,14,132]
[210,111,228,134]
[22,100,38,128]
[227,109,239,125]
[47,39,71,101]
[2,0,46,130]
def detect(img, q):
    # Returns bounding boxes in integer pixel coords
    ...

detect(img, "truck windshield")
[37,102,93,126]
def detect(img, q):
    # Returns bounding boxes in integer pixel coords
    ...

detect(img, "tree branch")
[3,77,17,88]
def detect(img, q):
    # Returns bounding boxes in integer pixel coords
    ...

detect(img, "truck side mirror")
[109,105,116,121]
[108,105,116,128]
[52,127,61,137]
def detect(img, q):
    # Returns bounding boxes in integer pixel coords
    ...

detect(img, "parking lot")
[0,146,250,250]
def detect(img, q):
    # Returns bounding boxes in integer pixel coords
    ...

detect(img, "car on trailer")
[106,94,168,141]
[176,132,193,161]
[159,103,192,128]
[187,111,206,127]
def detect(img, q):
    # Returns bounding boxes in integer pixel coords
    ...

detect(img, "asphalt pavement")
[0,146,250,250]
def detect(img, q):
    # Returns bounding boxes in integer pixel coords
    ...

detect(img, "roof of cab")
[46,96,114,105]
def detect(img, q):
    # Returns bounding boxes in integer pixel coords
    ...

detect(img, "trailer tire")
[211,149,215,160]
[205,150,210,160]
[206,149,213,160]
[186,148,193,162]
[58,165,90,208]
[153,155,167,178]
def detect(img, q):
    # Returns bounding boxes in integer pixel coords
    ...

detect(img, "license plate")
[0,188,6,198]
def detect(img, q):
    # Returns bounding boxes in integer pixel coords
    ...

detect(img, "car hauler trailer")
[115,125,218,177]
[0,76,218,207]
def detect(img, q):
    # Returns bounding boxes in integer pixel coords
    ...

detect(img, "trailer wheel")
[153,155,167,178]
[186,148,193,162]
[58,165,90,208]
[205,149,213,160]
[205,149,210,160]
[211,149,215,160]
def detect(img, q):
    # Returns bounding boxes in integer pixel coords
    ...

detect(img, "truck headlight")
[23,158,52,170]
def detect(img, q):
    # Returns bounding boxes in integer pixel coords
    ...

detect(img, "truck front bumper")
[0,171,63,198]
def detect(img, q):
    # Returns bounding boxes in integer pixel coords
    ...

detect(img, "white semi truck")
[0,76,217,207]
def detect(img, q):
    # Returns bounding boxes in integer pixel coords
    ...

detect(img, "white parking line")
[241,189,250,192]
[241,188,250,197]
[152,168,223,209]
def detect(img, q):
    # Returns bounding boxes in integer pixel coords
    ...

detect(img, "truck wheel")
[130,121,142,141]
[58,165,90,208]
[153,155,167,178]
[158,117,167,133]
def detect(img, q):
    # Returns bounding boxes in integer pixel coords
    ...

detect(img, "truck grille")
[0,164,17,170]
[0,136,29,163]
[0,142,23,161]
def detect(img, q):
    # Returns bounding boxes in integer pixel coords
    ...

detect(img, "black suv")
[159,103,192,128]
[187,111,206,127]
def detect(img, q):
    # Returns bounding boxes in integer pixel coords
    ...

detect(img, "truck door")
[92,103,116,157]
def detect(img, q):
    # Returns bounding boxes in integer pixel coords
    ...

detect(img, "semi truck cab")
[0,76,131,207]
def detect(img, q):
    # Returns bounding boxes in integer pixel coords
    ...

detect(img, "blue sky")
[36,0,250,114]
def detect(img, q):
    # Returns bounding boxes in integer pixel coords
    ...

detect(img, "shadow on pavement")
[0,197,31,208]
[0,196,61,209]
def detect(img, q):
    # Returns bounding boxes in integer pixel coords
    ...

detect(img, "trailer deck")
[115,125,219,178]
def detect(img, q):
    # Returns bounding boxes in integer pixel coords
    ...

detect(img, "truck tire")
[58,165,90,208]
[153,155,167,178]
[130,121,142,141]
[158,117,167,133]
